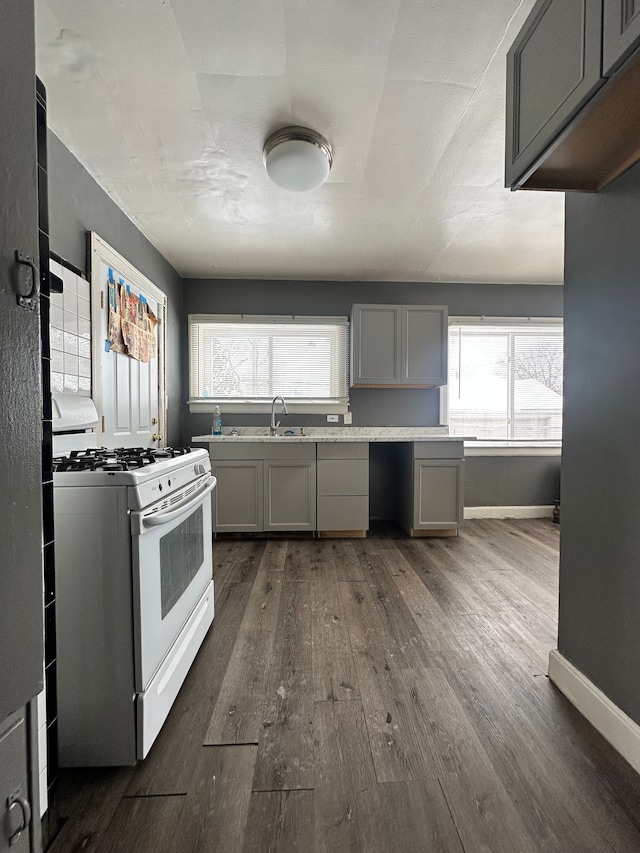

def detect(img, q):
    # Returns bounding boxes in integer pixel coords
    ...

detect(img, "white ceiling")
[34,0,564,284]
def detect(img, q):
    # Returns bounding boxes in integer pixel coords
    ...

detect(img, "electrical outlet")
[343,412,352,424]
[327,414,339,422]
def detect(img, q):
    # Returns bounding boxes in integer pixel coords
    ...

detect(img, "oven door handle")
[141,476,216,529]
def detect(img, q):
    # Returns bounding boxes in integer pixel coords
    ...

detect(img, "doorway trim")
[88,232,167,447]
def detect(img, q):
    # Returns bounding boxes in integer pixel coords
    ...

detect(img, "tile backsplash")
[49,259,92,396]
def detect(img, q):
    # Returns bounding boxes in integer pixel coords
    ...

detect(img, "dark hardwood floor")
[45,520,640,852]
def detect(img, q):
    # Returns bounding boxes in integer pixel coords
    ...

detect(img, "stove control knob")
[194,463,207,476]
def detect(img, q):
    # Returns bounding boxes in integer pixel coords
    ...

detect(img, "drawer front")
[210,441,315,461]
[316,442,369,460]
[317,496,369,531]
[413,441,464,460]
[317,459,369,495]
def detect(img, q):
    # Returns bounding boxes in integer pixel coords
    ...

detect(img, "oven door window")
[160,504,204,619]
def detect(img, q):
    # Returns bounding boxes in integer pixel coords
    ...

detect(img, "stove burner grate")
[53,446,196,473]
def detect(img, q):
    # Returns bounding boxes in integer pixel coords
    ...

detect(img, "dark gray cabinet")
[397,442,464,536]
[603,0,640,74]
[0,712,31,853]
[351,304,447,387]
[506,0,640,192]
[1,1,43,849]
[317,443,369,534]
[505,0,603,190]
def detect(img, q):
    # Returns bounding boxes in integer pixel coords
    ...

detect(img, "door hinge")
[101,291,105,310]
[101,416,106,432]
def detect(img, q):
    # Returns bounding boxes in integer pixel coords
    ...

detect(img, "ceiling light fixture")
[263,126,333,192]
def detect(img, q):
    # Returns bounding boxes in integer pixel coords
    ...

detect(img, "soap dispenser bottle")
[212,404,222,435]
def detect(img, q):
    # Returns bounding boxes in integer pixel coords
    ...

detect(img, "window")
[189,314,349,413]
[447,318,563,440]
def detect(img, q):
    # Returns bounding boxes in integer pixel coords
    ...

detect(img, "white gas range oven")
[52,397,216,766]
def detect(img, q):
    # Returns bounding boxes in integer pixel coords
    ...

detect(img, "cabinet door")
[212,461,263,532]
[264,461,316,531]
[603,0,640,75]
[0,711,31,853]
[505,0,603,189]
[413,460,464,529]
[402,306,447,386]
[1,0,43,724]
[351,304,401,385]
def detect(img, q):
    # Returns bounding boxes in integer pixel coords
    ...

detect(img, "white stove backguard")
[52,431,99,456]
[52,393,100,456]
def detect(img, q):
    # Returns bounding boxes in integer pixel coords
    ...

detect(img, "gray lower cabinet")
[212,459,264,532]
[264,459,316,531]
[0,710,31,853]
[603,0,640,74]
[210,443,315,533]
[317,443,369,533]
[397,441,464,535]
[351,304,447,387]
[505,0,603,190]
[210,440,463,537]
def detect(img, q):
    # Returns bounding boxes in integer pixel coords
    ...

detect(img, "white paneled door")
[90,233,166,449]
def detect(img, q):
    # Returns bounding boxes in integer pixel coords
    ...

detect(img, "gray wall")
[47,132,183,445]
[560,161,640,725]
[464,457,560,507]
[182,278,562,507]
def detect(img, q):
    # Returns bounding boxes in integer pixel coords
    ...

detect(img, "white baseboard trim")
[464,505,553,519]
[548,649,640,776]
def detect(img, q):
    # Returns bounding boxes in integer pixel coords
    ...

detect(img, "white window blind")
[448,318,563,440]
[189,314,349,412]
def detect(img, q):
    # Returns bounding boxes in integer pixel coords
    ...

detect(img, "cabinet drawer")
[317,459,369,495]
[316,442,369,460]
[413,441,464,459]
[211,441,315,461]
[317,496,369,531]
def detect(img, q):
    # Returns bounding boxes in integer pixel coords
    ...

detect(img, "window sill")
[189,401,348,415]
[463,441,561,457]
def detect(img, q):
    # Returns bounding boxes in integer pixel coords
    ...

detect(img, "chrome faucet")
[270,395,288,435]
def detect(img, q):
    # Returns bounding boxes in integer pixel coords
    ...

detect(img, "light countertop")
[192,426,467,444]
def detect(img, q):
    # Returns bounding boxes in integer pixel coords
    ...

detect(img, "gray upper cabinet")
[351,304,447,387]
[351,304,401,385]
[401,305,447,385]
[603,0,640,75]
[506,0,640,192]
[505,0,604,190]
